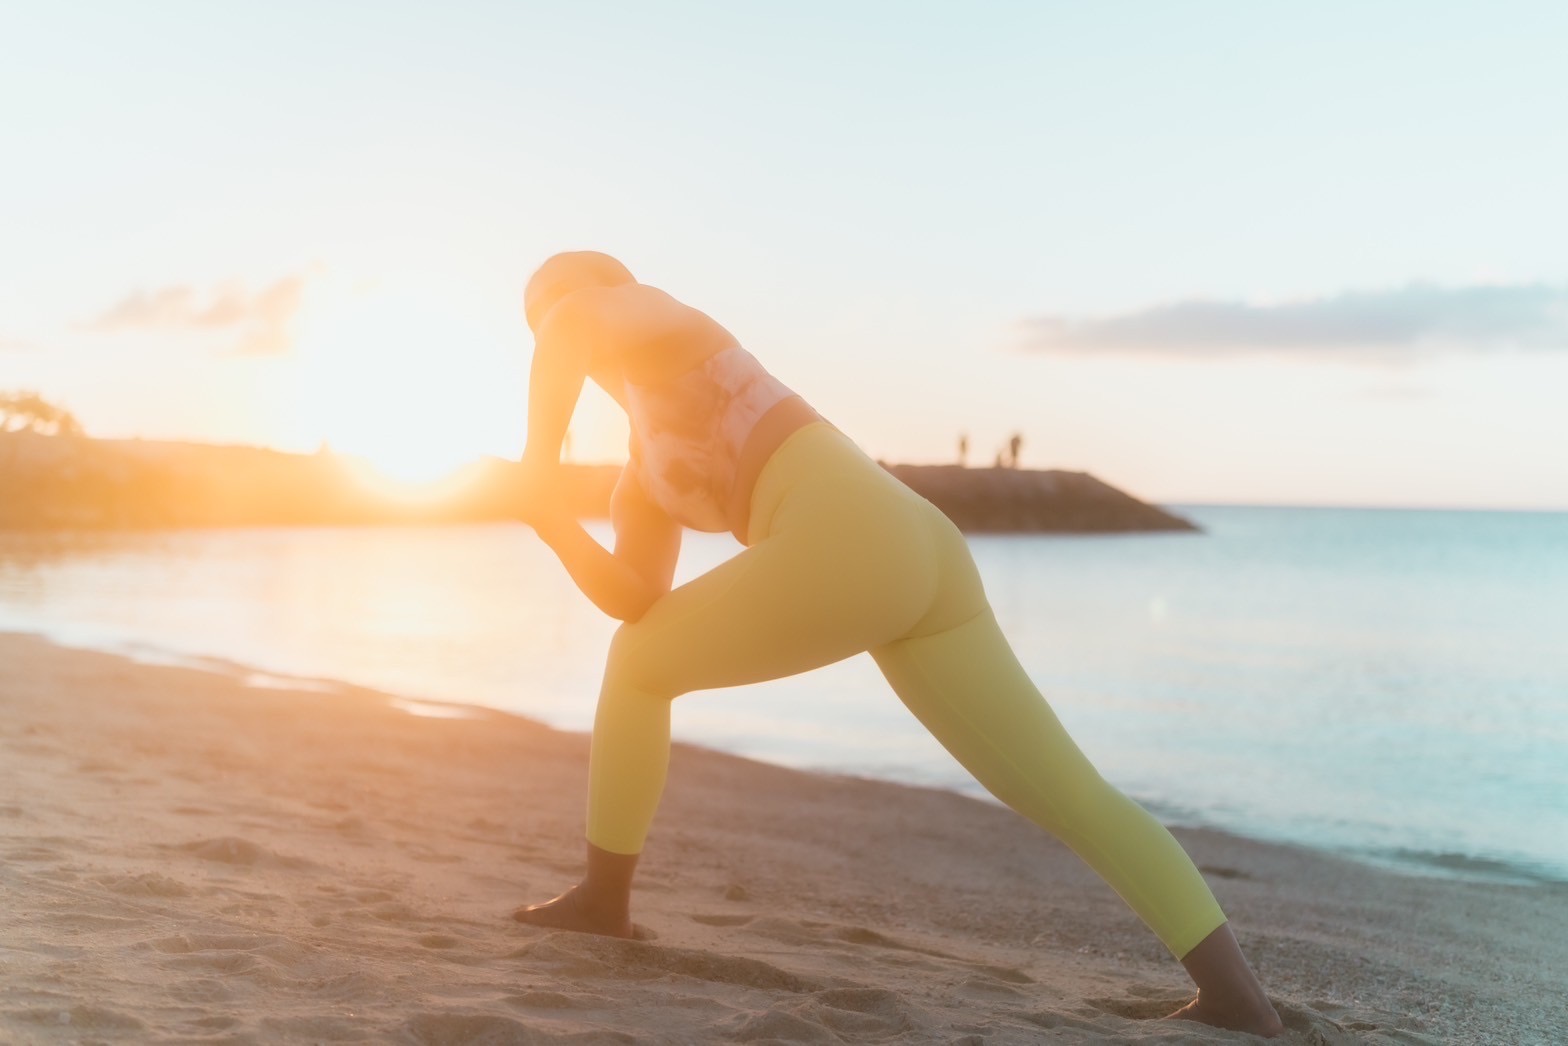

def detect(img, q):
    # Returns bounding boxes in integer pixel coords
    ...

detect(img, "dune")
[1,631,1562,1043]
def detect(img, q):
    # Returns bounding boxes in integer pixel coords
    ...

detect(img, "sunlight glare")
[290,278,523,483]
[338,453,490,506]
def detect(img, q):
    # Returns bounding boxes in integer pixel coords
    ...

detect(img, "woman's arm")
[521,299,594,470]
[518,287,680,621]
[529,469,680,623]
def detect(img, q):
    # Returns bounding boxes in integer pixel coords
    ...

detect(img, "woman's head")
[524,251,635,330]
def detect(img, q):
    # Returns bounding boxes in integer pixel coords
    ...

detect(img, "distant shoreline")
[0,431,1196,534]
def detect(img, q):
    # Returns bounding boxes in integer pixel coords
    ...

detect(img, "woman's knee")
[603,620,683,701]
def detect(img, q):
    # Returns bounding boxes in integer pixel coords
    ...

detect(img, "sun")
[288,279,524,484]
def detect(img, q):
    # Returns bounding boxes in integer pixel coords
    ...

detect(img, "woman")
[512,251,1284,1037]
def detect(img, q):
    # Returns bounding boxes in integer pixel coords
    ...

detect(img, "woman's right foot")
[1172,923,1285,1037]
[512,884,635,939]
[1165,995,1285,1038]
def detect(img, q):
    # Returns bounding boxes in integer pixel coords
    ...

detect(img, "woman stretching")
[512,251,1284,1037]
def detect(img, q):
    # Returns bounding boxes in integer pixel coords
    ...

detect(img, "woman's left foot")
[512,884,635,939]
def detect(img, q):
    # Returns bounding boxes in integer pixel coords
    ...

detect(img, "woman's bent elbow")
[615,586,666,624]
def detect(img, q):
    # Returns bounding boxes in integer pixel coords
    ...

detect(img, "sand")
[1,632,1562,1044]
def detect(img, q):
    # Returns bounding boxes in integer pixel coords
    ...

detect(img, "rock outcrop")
[884,463,1198,533]
[0,432,1195,534]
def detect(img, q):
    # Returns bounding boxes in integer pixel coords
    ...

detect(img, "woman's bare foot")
[512,884,634,939]
[512,842,640,939]
[1165,995,1285,1038]
[1169,922,1285,1037]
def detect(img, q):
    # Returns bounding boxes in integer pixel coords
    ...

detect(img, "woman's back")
[545,283,740,387]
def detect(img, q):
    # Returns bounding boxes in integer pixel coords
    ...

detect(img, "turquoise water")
[1,506,1564,883]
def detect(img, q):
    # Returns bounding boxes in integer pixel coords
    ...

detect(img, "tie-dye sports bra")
[624,346,797,532]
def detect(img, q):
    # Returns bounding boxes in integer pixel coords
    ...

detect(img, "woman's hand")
[517,465,680,622]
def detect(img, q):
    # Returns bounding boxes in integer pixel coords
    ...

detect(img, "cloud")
[0,335,36,352]
[86,275,305,355]
[1021,283,1568,357]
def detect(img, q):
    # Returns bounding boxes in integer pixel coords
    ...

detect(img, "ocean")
[2,505,1564,885]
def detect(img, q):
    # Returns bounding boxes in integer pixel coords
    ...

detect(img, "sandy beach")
[1,631,1562,1044]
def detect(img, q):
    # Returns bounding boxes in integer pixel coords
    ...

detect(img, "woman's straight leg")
[871,609,1227,959]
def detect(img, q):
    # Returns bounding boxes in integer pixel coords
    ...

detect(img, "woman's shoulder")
[616,288,741,385]
[543,283,741,383]
[535,284,673,368]
[557,282,683,323]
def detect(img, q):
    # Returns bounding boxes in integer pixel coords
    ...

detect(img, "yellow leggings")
[587,423,1227,958]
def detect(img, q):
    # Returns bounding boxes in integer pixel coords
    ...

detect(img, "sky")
[3,1,1567,508]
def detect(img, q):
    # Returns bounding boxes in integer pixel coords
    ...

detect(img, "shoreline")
[6,623,1562,893]
[3,631,1564,1043]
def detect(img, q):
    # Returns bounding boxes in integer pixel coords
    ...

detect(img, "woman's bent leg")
[519,512,933,934]
[519,428,940,935]
[588,483,939,856]
[871,609,1227,959]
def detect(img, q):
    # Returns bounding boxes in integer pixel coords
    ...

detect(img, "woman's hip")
[744,422,989,638]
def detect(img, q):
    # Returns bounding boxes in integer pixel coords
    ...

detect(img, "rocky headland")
[0,432,1196,534]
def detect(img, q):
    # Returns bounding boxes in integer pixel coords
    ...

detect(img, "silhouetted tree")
[0,390,83,436]
[957,432,969,467]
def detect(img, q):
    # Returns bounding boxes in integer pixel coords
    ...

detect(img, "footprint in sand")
[328,815,372,839]
[40,912,145,933]
[170,836,317,870]
[402,1013,574,1045]
[502,989,603,1011]
[1306,997,1398,1035]
[417,934,465,950]
[715,913,1040,990]
[95,872,192,898]
[509,934,821,994]
[1271,998,1367,1041]
[2,844,64,863]
[183,1014,240,1032]
[1087,991,1192,1021]
[727,989,928,1044]
[821,922,1041,991]
[149,932,283,954]
[725,1008,838,1043]
[258,1015,369,1040]
[369,900,426,923]
[741,914,965,964]
[956,974,1028,998]
[1016,1008,1120,1035]
[400,841,463,864]
[687,912,755,928]
[167,978,235,1005]
[147,933,315,988]
[7,1005,145,1035]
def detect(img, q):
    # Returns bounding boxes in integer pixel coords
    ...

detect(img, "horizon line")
[7,430,1563,515]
